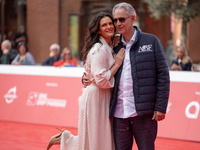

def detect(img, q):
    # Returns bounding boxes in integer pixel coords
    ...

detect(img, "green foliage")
[143,0,200,22]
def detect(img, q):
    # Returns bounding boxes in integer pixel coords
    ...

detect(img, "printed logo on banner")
[185,90,200,119]
[4,86,18,104]
[26,92,67,108]
[26,92,39,106]
[46,82,58,87]
[166,101,172,113]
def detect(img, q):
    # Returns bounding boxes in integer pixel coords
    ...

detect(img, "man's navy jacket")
[110,26,170,117]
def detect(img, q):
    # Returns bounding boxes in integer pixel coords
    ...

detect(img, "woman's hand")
[114,48,125,67]
[82,72,91,88]
[13,62,21,65]
[109,48,125,80]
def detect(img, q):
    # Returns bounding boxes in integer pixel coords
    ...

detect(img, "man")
[110,2,170,150]
[41,43,61,66]
[0,40,18,64]
[83,2,170,150]
[13,25,28,48]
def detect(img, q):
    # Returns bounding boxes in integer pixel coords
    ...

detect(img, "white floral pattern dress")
[60,36,115,150]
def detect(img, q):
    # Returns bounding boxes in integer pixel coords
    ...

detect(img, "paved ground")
[0,121,200,150]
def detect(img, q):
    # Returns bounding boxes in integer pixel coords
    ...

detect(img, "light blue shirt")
[12,52,36,65]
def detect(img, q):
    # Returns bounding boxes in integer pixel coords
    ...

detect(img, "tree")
[142,0,200,45]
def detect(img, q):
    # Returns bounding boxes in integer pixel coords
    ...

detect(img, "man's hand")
[82,72,91,88]
[152,111,165,121]
[3,49,9,54]
[170,64,182,71]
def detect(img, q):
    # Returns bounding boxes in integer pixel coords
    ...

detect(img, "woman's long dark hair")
[81,12,115,64]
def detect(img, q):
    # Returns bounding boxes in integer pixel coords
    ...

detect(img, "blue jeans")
[113,116,157,150]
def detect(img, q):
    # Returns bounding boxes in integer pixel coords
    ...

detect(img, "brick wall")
[27,0,59,64]
[26,0,81,64]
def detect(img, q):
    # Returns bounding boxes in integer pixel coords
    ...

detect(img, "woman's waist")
[89,82,98,87]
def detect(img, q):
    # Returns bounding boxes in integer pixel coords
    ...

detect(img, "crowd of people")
[0,18,197,71]
[0,25,78,67]
[0,23,196,71]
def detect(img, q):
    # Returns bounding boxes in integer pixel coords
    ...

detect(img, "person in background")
[170,45,193,71]
[0,40,18,64]
[53,47,77,67]
[42,43,61,66]
[13,25,28,48]
[11,42,35,65]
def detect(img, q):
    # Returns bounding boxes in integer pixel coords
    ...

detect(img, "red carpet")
[0,121,199,150]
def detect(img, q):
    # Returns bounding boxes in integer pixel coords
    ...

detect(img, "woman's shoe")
[46,128,65,150]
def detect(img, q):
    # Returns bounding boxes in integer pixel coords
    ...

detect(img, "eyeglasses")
[114,16,131,24]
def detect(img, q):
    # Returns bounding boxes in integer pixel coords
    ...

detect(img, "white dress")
[60,37,115,150]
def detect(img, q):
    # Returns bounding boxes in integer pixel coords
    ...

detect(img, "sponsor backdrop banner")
[0,66,84,128]
[0,66,200,142]
[158,81,200,142]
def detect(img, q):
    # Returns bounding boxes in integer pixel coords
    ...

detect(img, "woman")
[53,47,77,67]
[170,46,193,71]
[11,42,35,65]
[47,12,125,150]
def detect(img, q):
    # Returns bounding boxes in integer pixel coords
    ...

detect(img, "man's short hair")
[112,2,137,17]
[2,40,12,50]
[50,43,60,52]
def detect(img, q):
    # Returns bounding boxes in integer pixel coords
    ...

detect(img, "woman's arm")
[90,46,124,89]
